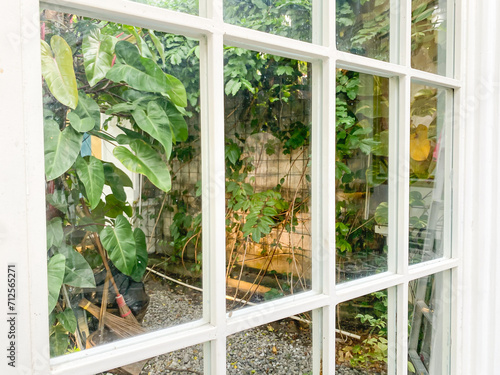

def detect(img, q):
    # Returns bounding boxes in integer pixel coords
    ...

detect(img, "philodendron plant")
[42,13,188,356]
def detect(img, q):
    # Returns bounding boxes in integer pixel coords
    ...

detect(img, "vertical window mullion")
[397,281,410,374]
[396,70,411,373]
[401,0,412,68]
[202,0,226,369]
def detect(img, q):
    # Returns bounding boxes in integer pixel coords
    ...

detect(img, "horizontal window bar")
[226,291,328,335]
[40,0,212,38]
[50,320,214,375]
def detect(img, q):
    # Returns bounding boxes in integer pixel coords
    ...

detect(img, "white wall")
[461,0,500,373]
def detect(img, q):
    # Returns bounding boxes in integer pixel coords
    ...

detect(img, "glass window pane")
[411,0,450,75]
[336,0,391,62]
[224,0,312,43]
[224,47,312,311]
[227,314,312,373]
[336,289,392,374]
[41,10,202,356]
[336,69,390,283]
[127,0,198,16]
[409,83,451,265]
[408,272,451,374]
[97,343,204,374]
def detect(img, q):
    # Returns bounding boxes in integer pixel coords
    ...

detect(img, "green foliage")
[41,11,190,356]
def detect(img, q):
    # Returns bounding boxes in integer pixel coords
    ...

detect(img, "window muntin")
[33,0,459,374]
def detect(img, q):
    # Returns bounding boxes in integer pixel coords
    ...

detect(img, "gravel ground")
[101,279,383,375]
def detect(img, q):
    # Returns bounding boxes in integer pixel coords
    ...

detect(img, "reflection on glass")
[336,70,390,283]
[128,0,198,15]
[411,0,450,75]
[41,10,202,357]
[227,314,312,374]
[224,0,312,42]
[336,290,390,374]
[409,83,451,264]
[336,0,390,61]
[408,272,451,374]
[224,48,311,311]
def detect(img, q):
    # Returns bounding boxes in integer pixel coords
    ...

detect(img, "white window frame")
[1,0,470,374]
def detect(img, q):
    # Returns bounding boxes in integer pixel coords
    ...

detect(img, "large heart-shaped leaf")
[130,228,148,282]
[100,215,136,275]
[44,120,83,181]
[56,244,96,288]
[47,254,66,313]
[114,140,171,193]
[83,28,116,87]
[73,91,101,130]
[41,36,78,109]
[132,101,173,158]
[47,217,64,250]
[106,41,187,107]
[75,156,104,209]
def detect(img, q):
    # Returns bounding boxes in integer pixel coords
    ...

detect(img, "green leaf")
[276,65,294,76]
[47,217,64,250]
[163,74,187,107]
[47,254,66,313]
[130,228,148,282]
[56,308,77,333]
[225,79,242,96]
[165,103,188,142]
[47,190,68,214]
[100,215,137,276]
[106,41,187,107]
[124,26,152,58]
[41,36,78,109]
[75,156,105,210]
[148,30,166,65]
[56,244,96,288]
[114,140,171,193]
[82,28,116,87]
[103,194,133,218]
[44,120,83,180]
[263,207,278,216]
[67,112,94,133]
[374,202,389,225]
[73,91,101,130]
[103,163,129,202]
[132,101,173,158]
[49,324,70,357]
[225,143,241,165]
